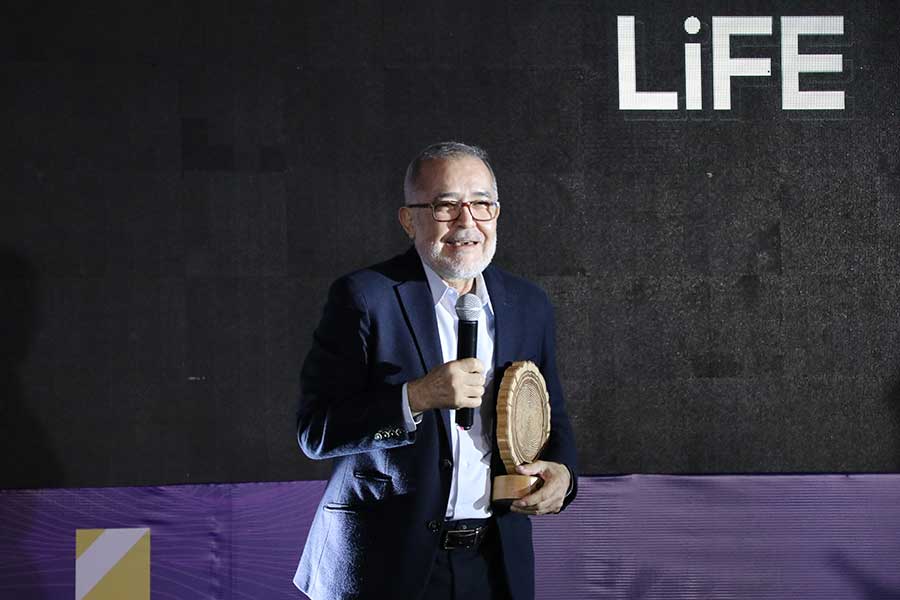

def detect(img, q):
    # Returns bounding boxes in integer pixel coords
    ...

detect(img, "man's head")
[399,142,500,285]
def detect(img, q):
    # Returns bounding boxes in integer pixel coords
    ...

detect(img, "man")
[293,142,578,600]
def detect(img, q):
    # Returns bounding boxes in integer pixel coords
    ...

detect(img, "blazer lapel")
[396,278,442,375]
[483,265,518,480]
[394,249,452,443]
[483,265,514,372]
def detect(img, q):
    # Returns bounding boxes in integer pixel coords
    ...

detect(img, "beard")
[420,233,497,282]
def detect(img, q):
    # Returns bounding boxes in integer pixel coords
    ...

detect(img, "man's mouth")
[445,240,480,247]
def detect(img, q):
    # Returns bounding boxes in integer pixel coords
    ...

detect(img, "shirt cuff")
[401,383,423,432]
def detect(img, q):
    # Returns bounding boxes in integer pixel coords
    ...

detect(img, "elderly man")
[293,142,578,600]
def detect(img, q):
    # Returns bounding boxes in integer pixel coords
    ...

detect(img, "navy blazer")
[293,248,578,600]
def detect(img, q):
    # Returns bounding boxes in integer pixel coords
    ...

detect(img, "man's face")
[399,156,500,283]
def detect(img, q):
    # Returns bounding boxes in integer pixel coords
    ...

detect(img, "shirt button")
[427,520,441,533]
[441,459,453,470]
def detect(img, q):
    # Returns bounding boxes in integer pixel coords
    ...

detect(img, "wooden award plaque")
[492,361,551,504]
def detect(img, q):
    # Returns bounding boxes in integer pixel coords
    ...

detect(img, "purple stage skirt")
[1,474,898,599]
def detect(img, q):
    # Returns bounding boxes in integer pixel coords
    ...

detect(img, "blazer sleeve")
[536,296,579,509]
[296,275,415,459]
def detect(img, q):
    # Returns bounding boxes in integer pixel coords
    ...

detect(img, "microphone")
[455,293,483,430]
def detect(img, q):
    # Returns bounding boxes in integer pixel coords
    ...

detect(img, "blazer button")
[427,520,440,533]
[441,459,453,470]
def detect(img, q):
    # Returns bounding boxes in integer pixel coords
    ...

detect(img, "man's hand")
[407,358,486,414]
[510,460,571,516]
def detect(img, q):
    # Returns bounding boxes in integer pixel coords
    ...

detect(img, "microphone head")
[455,293,483,322]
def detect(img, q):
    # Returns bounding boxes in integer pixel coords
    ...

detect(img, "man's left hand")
[509,460,571,515]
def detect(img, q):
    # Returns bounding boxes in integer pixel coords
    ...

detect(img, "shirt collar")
[420,257,493,316]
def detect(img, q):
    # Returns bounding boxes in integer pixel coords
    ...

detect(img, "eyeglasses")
[406,200,500,222]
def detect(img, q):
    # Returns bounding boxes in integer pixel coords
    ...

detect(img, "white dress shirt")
[402,260,495,520]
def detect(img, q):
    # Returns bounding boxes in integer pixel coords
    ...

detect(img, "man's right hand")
[407,358,486,414]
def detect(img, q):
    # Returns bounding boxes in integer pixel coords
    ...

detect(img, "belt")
[440,518,492,550]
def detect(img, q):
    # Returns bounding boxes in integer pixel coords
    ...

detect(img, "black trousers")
[421,519,511,600]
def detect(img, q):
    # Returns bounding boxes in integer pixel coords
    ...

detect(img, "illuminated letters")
[617,16,678,110]
[616,15,845,111]
[684,16,702,110]
[781,16,845,110]
[712,16,772,110]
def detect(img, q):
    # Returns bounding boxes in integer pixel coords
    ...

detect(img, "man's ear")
[398,206,415,240]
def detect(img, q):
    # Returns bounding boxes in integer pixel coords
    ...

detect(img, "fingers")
[510,481,564,515]
[445,360,485,386]
[515,461,543,477]
[454,357,485,374]
[408,359,487,412]
[458,369,485,386]
[509,461,569,516]
[456,380,485,408]
[450,360,485,408]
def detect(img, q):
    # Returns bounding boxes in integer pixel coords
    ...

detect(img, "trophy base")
[492,474,542,505]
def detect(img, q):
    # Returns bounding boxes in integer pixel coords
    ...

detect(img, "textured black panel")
[2,1,900,487]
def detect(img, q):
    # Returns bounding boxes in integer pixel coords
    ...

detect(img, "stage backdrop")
[3,0,900,490]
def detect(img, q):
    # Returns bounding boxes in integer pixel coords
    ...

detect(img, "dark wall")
[2,1,899,487]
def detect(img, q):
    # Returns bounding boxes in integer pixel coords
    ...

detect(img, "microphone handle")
[455,319,478,430]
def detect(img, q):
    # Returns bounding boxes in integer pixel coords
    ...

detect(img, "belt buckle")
[442,526,482,550]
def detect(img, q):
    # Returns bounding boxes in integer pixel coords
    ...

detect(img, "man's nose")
[453,202,477,226]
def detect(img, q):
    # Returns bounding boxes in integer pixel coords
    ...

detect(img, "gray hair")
[403,141,499,203]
